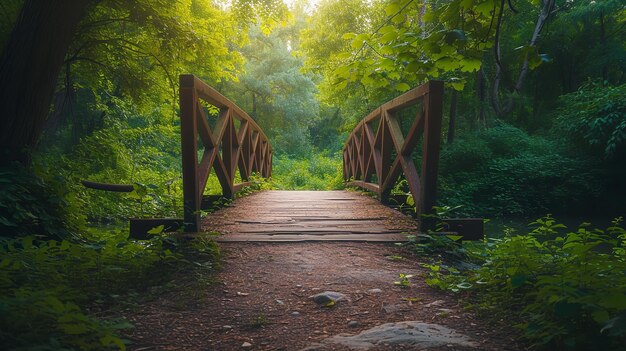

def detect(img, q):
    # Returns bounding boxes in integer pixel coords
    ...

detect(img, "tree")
[227,23,319,156]
[0,0,288,166]
[0,0,93,165]
[490,0,556,117]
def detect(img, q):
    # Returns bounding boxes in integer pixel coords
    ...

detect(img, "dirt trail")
[125,242,523,350]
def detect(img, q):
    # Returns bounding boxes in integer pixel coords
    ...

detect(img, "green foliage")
[271,153,344,190]
[0,231,220,351]
[417,216,626,350]
[438,124,605,217]
[0,165,83,239]
[394,273,414,288]
[555,81,626,159]
[225,22,320,157]
[46,120,184,223]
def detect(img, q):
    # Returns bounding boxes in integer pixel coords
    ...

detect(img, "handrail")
[342,80,443,231]
[180,74,272,231]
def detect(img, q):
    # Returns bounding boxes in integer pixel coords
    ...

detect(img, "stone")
[322,321,478,350]
[309,291,347,306]
[424,300,445,308]
[299,343,326,351]
[291,311,301,316]
[241,341,252,348]
[275,299,285,305]
[382,303,410,314]
[222,325,233,330]
[367,288,382,294]
[348,320,359,328]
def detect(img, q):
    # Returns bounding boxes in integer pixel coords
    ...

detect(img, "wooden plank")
[202,190,417,242]
[216,234,409,242]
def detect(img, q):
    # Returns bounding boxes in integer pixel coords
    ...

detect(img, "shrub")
[0,231,220,351]
[0,165,82,240]
[272,153,343,190]
[418,216,626,350]
[438,124,605,217]
[554,81,626,159]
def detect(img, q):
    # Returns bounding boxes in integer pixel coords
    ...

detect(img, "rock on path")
[302,321,478,350]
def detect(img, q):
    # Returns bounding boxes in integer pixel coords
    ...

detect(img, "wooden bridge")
[85,75,481,241]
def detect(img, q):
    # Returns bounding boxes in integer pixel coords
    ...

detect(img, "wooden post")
[180,75,200,232]
[420,80,444,230]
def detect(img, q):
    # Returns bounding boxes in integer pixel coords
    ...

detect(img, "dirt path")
[125,242,524,350]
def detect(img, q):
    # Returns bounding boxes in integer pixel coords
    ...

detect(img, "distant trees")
[226,23,319,156]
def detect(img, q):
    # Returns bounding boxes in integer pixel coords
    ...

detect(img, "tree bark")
[599,12,608,82]
[490,0,555,118]
[477,67,487,128]
[0,0,91,165]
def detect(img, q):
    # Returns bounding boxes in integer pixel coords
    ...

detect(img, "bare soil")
[124,242,526,351]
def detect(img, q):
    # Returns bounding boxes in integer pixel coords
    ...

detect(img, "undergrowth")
[0,230,220,351]
[409,215,626,350]
[271,153,343,190]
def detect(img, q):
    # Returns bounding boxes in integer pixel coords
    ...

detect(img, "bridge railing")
[180,74,272,231]
[343,80,443,230]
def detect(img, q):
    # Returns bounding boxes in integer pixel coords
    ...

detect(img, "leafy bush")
[0,165,83,239]
[0,231,220,351]
[48,122,184,223]
[418,216,626,350]
[272,153,344,190]
[438,124,605,217]
[555,81,626,159]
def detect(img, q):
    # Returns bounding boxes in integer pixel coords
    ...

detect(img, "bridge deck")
[202,190,417,242]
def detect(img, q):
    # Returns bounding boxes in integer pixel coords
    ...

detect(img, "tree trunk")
[599,12,608,82]
[447,89,457,144]
[0,0,91,166]
[251,91,257,118]
[490,0,555,118]
[477,67,487,128]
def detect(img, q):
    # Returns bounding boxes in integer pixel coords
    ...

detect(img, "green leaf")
[592,309,610,324]
[445,235,463,241]
[381,30,398,42]
[147,225,165,235]
[396,83,411,92]
[460,58,482,72]
[61,323,89,335]
[405,61,420,73]
[435,57,461,71]
[476,1,495,16]
[379,25,396,34]
[351,33,369,49]
[449,81,465,91]
[599,294,626,309]
[460,0,476,9]
[385,3,400,16]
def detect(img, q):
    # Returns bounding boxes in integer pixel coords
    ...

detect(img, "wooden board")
[202,190,417,242]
